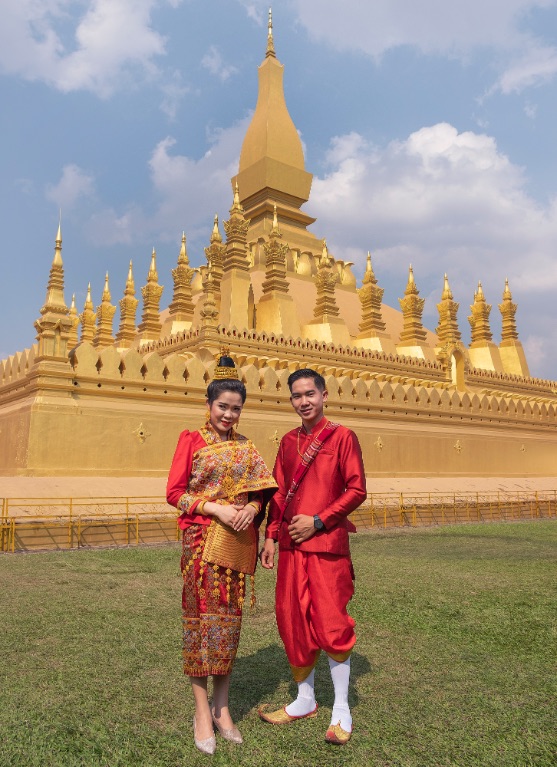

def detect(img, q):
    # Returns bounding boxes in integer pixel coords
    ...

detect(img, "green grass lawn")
[1,521,555,767]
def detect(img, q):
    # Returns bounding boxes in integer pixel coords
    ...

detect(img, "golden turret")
[200,266,219,330]
[468,281,493,345]
[115,261,139,349]
[398,265,427,345]
[499,278,519,342]
[261,204,290,296]
[34,222,73,359]
[137,249,164,343]
[498,278,530,377]
[436,273,461,345]
[204,215,226,297]
[80,283,97,343]
[168,233,194,321]
[358,251,386,335]
[67,293,80,348]
[223,183,250,272]
[93,273,116,348]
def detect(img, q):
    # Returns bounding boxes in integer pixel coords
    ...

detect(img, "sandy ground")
[1,475,556,500]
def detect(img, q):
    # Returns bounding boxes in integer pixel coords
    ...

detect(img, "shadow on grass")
[231,643,372,720]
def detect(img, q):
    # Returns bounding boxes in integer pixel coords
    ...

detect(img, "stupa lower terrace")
[1,13,556,480]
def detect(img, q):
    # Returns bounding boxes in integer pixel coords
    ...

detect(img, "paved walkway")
[1,475,556,499]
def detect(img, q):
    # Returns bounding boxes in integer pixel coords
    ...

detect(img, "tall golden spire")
[34,223,73,359]
[499,278,519,342]
[80,283,97,343]
[468,281,493,346]
[266,7,276,58]
[94,273,116,348]
[358,251,386,335]
[436,273,461,345]
[168,232,194,321]
[137,248,164,342]
[39,223,67,315]
[398,265,427,344]
[235,11,311,207]
[116,261,139,348]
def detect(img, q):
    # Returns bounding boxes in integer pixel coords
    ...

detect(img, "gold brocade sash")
[193,432,277,576]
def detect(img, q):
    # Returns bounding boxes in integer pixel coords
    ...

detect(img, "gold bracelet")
[247,501,261,513]
[197,500,206,515]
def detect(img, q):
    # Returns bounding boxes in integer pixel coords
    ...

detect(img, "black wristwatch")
[313,515,325,531]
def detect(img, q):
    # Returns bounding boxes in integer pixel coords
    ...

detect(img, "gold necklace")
[296,420,328,458]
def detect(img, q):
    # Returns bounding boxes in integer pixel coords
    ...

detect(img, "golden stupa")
[1,12,556,480]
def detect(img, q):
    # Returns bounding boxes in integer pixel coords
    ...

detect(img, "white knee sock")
[285,669,316,717]
[328,657,352,731]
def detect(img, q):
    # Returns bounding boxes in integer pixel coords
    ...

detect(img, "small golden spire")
[321,239,330,266]
[436,273,461,345]
[94,273,116,348]
[178,232,189,264]
[359,252,386,336]
[468,280,492,345]
[211,214,223,243]
[79,283,97,343]
[398,265,426,344]
[67,292,79,347]
[266,7,276,58]
[148,248,158,281]
[503,277,512,298]
[101,272,111,301]
[116,263,139,348]
[272,203,279,232]
[125,260,135,291]
[138,248,164,341]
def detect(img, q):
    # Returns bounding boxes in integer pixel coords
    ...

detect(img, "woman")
[166,356,277,755]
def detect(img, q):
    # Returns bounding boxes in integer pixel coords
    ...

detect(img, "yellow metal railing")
[0,496,179,553]
[1,490,556,553]
[351,489,557,529]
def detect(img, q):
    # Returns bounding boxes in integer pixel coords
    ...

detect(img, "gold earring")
[205,406,211,426]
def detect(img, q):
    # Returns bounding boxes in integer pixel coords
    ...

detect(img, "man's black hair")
[206,378,247,404]
[287,368,326,393]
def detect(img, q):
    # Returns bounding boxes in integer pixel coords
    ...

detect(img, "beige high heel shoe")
[211,708,243,744]
[193,716,216,755]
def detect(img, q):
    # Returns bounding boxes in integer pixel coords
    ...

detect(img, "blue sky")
[2,0,557,379]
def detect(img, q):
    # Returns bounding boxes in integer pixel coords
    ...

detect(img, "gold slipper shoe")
[325,721,352,745]
[258,703,319,724]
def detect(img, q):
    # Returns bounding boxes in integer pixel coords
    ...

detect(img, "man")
[260,368,366,745]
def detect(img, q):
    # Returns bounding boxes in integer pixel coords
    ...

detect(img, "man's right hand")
[260,539,276,569]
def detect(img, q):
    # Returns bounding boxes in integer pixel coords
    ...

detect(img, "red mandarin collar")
[300,416,328,437]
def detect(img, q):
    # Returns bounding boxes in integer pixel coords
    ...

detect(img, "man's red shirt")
[265,417,366,555]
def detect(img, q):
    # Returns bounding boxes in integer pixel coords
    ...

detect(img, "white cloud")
[495,43,557,93]
[310,122,557,296]
[0,0,173,97]
[45,164,95,209]
[86,116,249,248]
[201,45,239,82]
[287,0,557,93]
[160,69,190,120]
